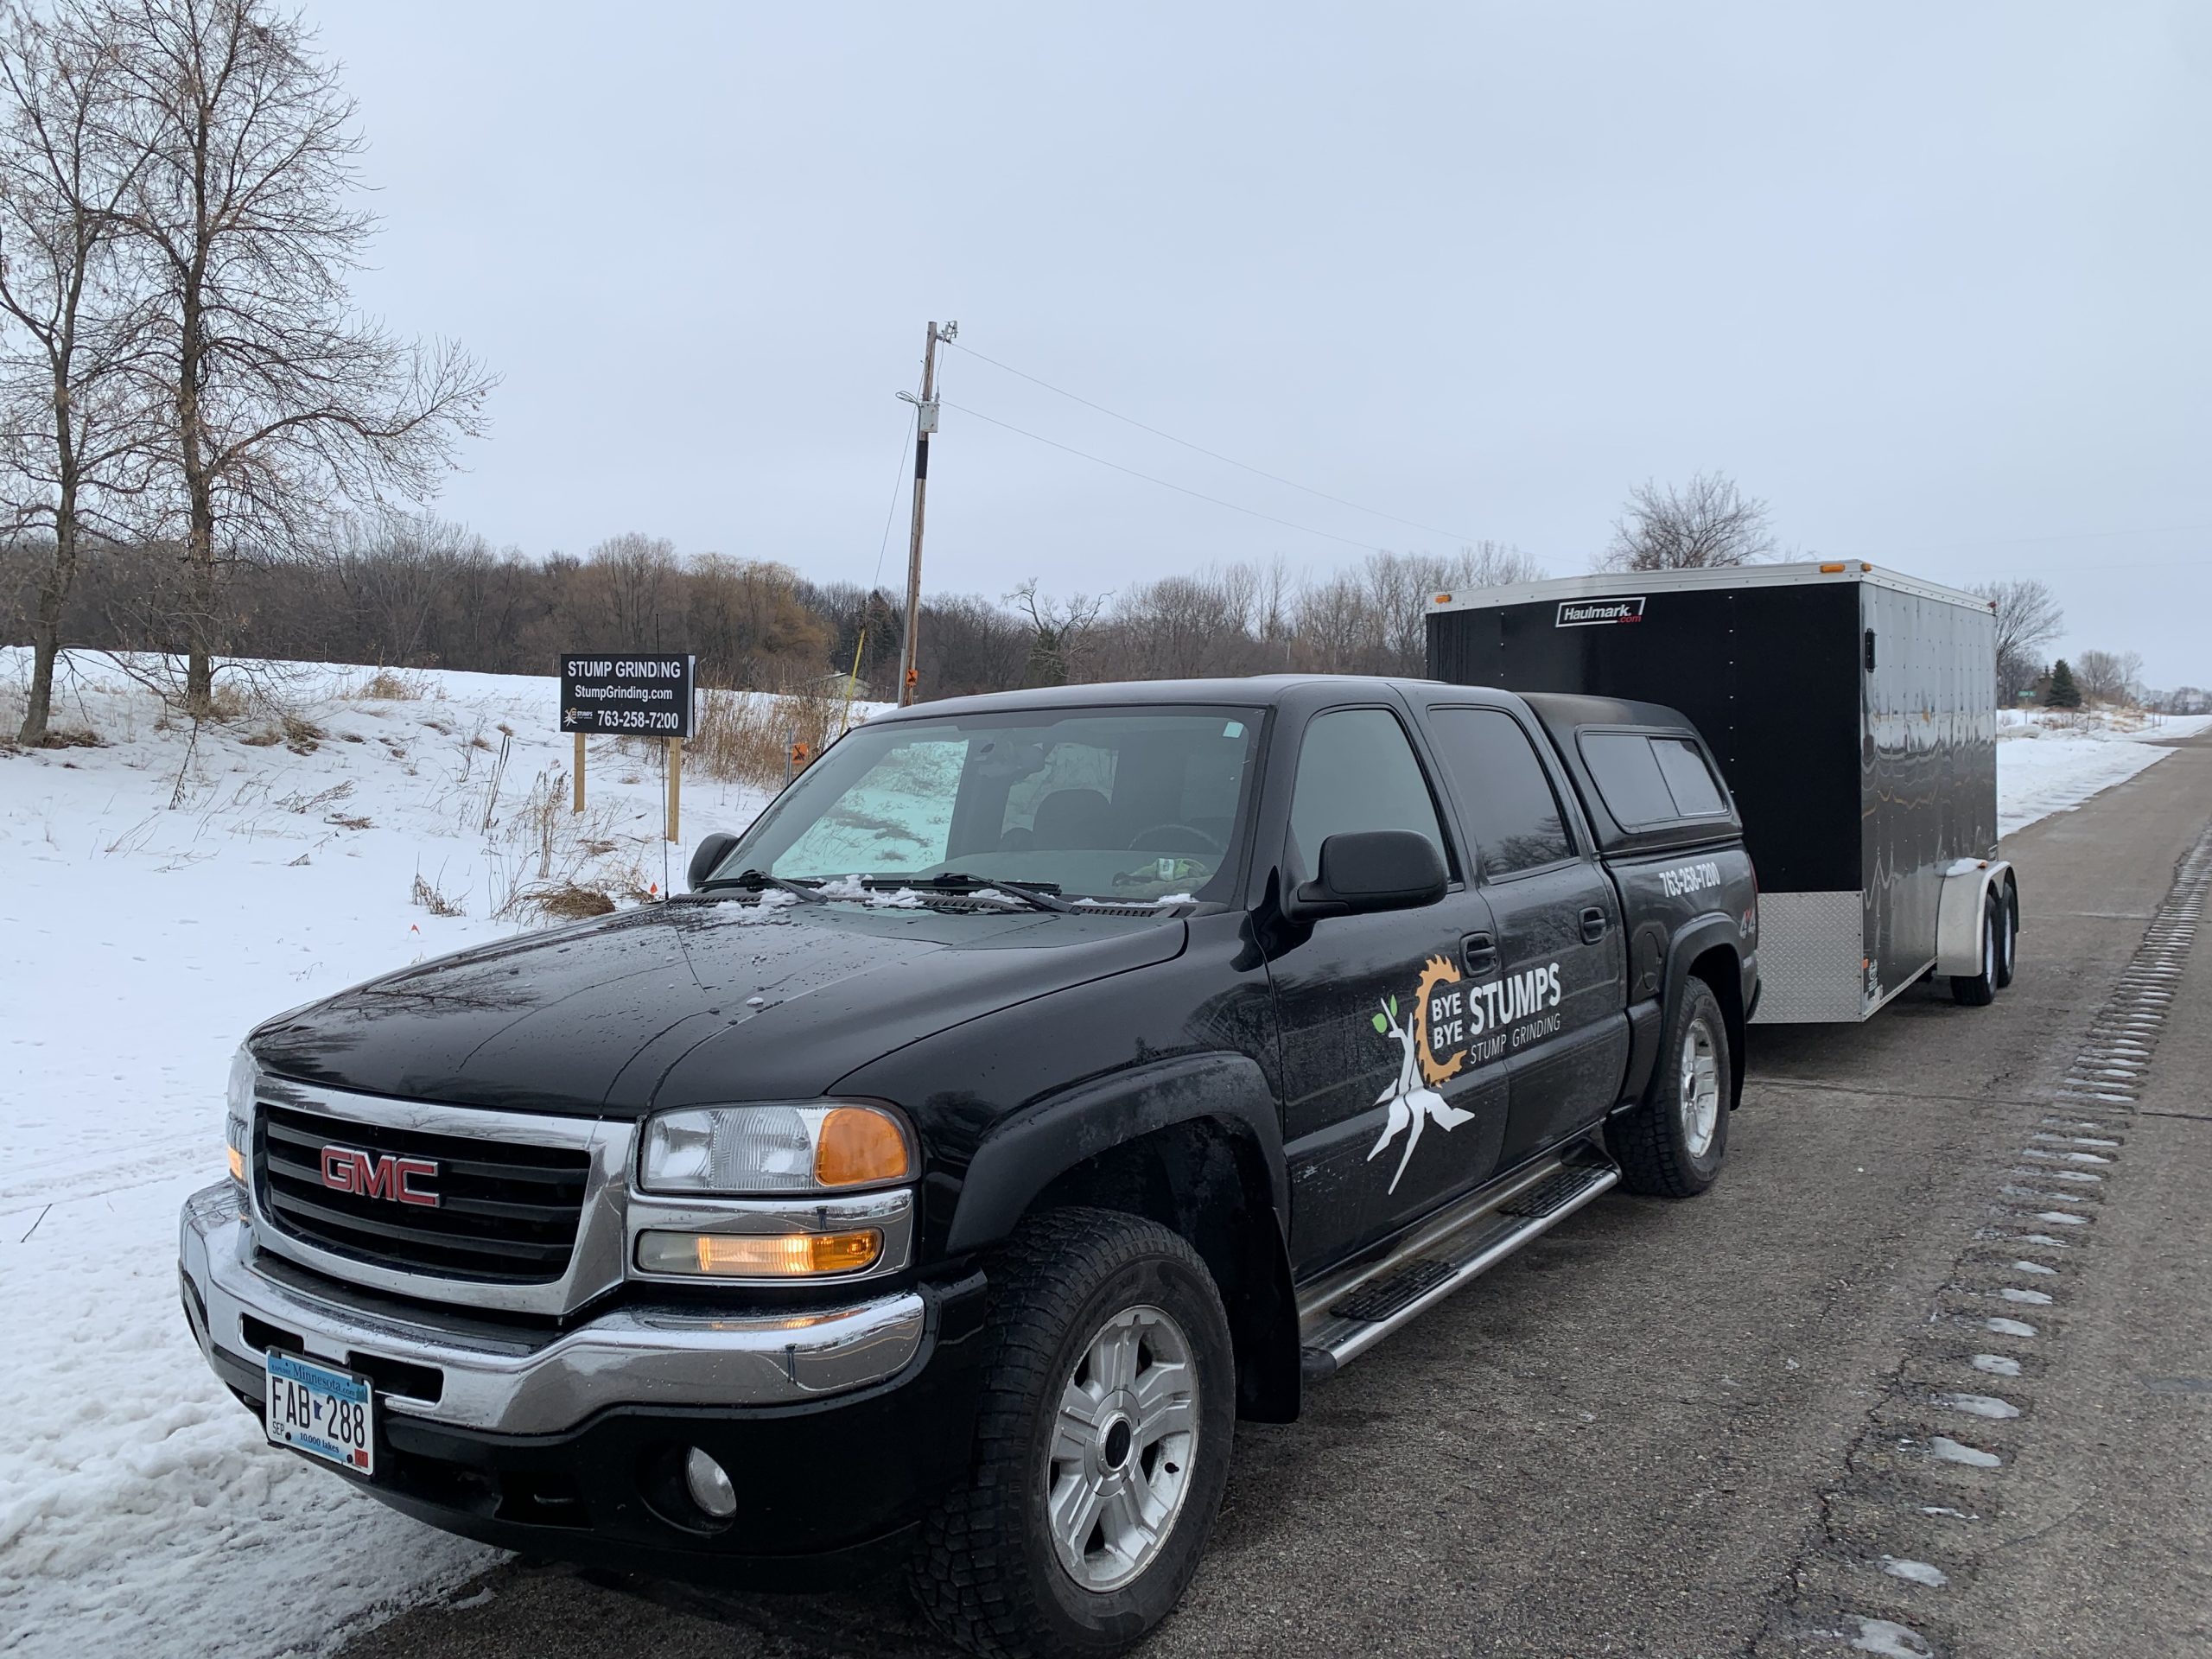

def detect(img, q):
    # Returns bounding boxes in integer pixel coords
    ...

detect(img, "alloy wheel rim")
[1681,1019,1721,1158]
[1045,1303,1199,1592]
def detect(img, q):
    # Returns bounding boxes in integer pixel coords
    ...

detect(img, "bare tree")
[2074,648,2143,707]
[1599,472,1777,571]
[584,531,679,646]
[98,0,493,715]
[1967,577,2063,704]
[0,1,159,742]
[1007,578,1104,688]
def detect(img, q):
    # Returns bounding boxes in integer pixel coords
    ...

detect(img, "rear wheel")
[1993,884,2019,989]
[912,1208,1235,1659]
[1608,976,1730,1198]
[1952,893,2001,1007]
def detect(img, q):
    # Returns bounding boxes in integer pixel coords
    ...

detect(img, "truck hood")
[251,897,1186,1117]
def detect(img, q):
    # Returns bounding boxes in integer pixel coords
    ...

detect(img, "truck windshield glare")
[712,708,1265,905]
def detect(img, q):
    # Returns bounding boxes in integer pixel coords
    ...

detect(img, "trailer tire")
[1607,977,1730,1198]
[1951,893,2001,1007]
[1993,884,2018,989]
[910,1207,1235,1659]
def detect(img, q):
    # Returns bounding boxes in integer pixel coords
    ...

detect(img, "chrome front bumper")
[179,1182,928,1435]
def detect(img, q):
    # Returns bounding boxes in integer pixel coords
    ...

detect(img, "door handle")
[1580,906,1609,944]
[1462,931,1499,976]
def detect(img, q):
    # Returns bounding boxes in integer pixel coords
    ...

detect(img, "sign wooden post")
[573,732,586,812]
[666,736,683,843]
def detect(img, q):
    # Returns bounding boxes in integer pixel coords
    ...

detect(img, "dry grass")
[31,727,105,750]
[504,880,618,923]
[355,669,429,701]
[688,690,845,790]
[410,871,466,917]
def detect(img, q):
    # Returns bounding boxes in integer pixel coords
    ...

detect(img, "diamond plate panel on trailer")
[1752,891,1866,1023]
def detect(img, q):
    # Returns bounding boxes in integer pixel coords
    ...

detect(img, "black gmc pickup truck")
[181,676,1758,1658]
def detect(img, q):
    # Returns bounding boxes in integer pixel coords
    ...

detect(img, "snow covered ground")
[1995,707,2212,838]
[0,655,2202,1657]
[0,652,815,1658]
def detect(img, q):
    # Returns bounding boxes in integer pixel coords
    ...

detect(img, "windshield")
[715,706,1266,905]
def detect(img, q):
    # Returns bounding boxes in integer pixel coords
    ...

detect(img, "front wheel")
[1607,976,1731,1198]
[912,1208,1236,1659]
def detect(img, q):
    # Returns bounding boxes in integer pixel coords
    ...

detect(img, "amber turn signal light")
[226,1146,245,1184]
[814,1106,914,1188]
[636,1228,883,1278]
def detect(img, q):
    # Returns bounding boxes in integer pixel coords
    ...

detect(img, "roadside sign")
[559,654,696,737]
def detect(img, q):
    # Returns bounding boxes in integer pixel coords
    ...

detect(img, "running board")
[1297,1160,1619,1380]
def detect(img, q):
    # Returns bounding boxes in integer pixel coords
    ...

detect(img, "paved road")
[344,742,2212,1659]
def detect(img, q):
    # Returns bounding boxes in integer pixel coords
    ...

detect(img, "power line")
[868,408,916,594]
[944,340,1480,545]
[941,399,1392,553]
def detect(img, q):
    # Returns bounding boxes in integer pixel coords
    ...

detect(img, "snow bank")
[0,652,830,1658]
[1996,708,2212,838]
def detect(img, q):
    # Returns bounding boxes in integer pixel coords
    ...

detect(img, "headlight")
[638,1103,916,1196]
[225,1046,257,1185]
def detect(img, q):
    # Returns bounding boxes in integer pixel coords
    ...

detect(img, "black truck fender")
[945,1051,1302,1422]
[1650,915,1749,1110]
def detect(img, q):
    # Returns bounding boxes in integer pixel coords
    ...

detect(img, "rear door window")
[1423,708,1574,877]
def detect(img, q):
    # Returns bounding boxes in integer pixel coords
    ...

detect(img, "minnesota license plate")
[264,1351,374,1475]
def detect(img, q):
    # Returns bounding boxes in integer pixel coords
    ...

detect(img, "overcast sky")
[311,1,2212,687]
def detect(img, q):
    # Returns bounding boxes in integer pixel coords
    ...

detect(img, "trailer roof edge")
[1427,562,1991,613]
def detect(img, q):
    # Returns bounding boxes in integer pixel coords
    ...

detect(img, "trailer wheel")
[910,1207,1235,1659]
[1951,893,2001,1007]
[1993,884,2018,989]
[1607,976,1730,1198]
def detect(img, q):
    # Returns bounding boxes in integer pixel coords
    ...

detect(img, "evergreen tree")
[2047,658,2082,709]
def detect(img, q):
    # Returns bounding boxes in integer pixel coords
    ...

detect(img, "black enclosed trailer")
[1426,563,2017,1022]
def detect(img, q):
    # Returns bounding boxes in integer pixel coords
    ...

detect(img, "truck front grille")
[256,1102,592,1284]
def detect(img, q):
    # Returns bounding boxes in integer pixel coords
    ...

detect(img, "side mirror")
[1287,830,1447,920]
[686,831,740,893]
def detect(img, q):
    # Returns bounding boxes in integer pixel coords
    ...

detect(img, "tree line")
[0,523,1549,702]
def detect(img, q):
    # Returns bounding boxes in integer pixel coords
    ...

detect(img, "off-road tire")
[910,1207,1236,1659]
[1607,976,1731,1198]
[1952,893,2001,1007]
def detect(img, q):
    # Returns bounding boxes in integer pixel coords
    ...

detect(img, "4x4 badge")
[1369,957,1477,1192]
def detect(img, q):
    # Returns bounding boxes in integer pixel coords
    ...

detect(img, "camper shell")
[1426,563,2016,1023]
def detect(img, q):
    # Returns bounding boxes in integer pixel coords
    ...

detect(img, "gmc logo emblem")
[320,1145,440,1208]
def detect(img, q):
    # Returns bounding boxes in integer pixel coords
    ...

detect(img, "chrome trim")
[626,1187,915,1286]
[251,1076,630,1319]
[181,1183,928,1433]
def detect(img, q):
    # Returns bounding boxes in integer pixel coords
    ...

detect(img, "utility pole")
[897,320,956,706]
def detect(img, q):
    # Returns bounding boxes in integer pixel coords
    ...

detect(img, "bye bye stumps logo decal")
[1369,953,1566,1192]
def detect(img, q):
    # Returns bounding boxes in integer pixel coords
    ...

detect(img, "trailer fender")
[1936,858,2014,976]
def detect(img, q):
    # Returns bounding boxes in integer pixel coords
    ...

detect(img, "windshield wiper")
[700,868,829,904]
[876,873,1078,913]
